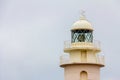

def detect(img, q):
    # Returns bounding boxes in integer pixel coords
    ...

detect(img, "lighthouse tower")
[60,13,105,80]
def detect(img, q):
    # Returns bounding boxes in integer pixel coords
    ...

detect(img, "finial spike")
[80,10,86,20]
[81,10,85,16]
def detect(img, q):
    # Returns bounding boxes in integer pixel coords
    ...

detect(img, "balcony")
[64,40,101,52]
[60,54,105,67]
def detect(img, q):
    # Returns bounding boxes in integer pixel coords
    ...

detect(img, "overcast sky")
[0,0,120,80]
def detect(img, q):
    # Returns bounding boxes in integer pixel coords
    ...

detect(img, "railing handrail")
[60,54,104,65]
[64,40,101,49]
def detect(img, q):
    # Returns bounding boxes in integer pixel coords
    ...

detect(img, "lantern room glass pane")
[71,30,93,43]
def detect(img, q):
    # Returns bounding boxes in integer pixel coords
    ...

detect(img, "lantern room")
[71,13,93,43]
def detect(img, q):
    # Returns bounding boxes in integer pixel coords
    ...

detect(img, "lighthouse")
[60,12,105,80]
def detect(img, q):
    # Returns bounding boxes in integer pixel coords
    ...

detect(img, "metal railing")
[60,54,104,65]
[64,40,101,50]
